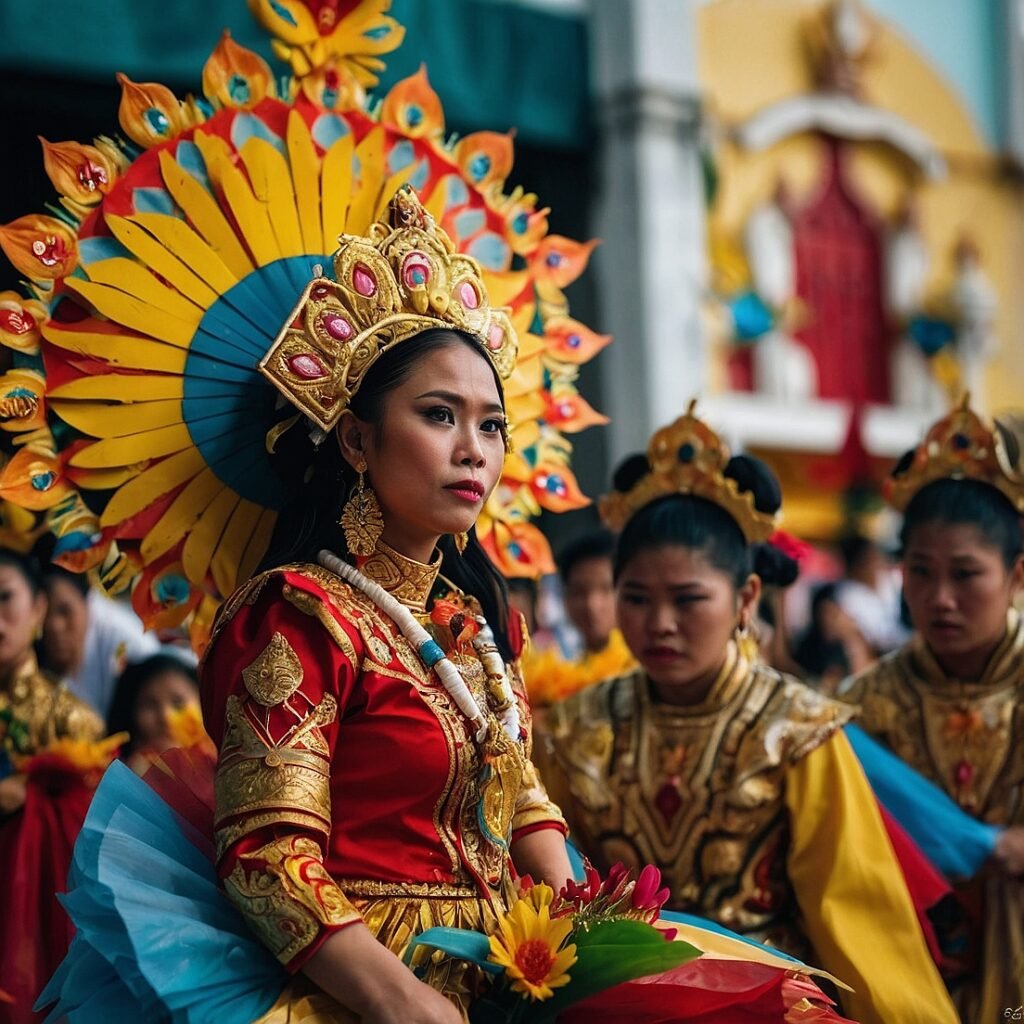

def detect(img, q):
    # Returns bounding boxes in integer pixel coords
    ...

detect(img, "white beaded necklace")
[317,549,521,743]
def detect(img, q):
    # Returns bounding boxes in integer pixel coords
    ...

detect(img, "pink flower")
[632,864,671,921]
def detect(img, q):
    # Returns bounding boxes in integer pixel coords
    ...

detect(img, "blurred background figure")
[559,529,617,658]
[793,582,874,694]
[105,653,208,776]
[834,533,909,657]
[39,566,160,719]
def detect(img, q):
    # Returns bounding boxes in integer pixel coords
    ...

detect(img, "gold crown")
[885,394,1024,513]
[599,399,778,543]
[260,186,518,432]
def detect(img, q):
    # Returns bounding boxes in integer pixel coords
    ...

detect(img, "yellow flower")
[488,893,577,1001]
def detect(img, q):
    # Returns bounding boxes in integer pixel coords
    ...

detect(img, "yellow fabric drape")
[786,730,959,1024]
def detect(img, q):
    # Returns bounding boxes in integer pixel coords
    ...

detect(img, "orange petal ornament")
[380,66,443,139]
[202,31,275,110]
[529,465,589,514]
[116,73,189,148]
[0,215,78,280]
[543,391,609,433]
[455,132,515,194]
[543,316,612,364]
[0,292,45,354]
[0,447,70,511]
[133,554,203,631]
[531,236,600,291]
[38,138,119,206]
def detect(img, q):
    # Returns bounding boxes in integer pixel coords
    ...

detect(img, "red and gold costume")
[841,610,1024,1018]
[201,540,565,1017]
[0,656,105,1024]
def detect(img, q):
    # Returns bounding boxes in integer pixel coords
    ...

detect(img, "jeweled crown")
[886,395,1024,513]
[599,399,778,543]
[260,185,518,431]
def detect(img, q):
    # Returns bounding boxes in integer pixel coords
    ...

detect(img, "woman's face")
[41,577,89,675]
[903,521,1023,678]
[133,670,200,752]
[342,342,506,562]
[616,544,759,702]
[0,565,46,679]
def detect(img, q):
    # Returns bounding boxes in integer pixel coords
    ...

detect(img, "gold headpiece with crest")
[886,395,1024,514]
[260,185,518,432]
[599,399,778,543]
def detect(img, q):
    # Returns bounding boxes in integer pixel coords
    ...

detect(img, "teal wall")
[0,0,589,147]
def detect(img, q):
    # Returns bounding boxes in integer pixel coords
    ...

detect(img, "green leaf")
[531,920,701,1024]
[402,926,503,975]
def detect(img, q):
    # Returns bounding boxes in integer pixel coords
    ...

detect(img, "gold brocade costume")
[200,541,566,1022]
[543,643,960,1024]
[840,608,1024,1019]
[544,643,850,954]
[0,654,103,755]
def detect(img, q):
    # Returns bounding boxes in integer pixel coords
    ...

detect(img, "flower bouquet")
[405,861,701,1022]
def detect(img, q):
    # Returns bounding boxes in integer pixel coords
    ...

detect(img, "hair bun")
[724,454,782,516]
[752,541,800,588]
[612,453,651,493]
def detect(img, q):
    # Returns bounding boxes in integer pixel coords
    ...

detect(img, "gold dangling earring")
[454,531,469,555]
[340,466,384,556]
[734,617,759,663]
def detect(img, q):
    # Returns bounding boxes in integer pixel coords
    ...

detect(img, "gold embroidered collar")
[4,652,41,700]
[911,608,1024,692]
[643,641,749,719]
[358,540,442,612]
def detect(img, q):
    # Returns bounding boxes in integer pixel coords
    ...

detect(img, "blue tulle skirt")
[37,760,285,1024]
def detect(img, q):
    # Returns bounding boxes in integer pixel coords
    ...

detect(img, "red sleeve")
[201,569,365,971]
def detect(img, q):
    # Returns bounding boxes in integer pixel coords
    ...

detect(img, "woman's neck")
[648,657,729,709]
[378,526,441,567]
[929,635,1003,684]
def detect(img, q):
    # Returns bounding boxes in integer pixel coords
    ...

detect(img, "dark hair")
[41,563,90,599]
[260,329,515,660]
[0,548,43,595]
[107,653,199,756]
[899,477,1023,569]
[839,534,876,574]
[612,453,797,589]
[558,529,615,584]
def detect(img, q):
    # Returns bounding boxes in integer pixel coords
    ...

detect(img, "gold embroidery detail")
[337,878,479,898]
[242,632,304,706]
[282,582,361,666]
[214,694,338,857]
[223,835,360,965]
[548,660,849,944]
[360,540,442,611]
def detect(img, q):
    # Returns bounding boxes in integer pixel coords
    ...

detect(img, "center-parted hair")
[895,423,1024,570]
[611,452,798,589]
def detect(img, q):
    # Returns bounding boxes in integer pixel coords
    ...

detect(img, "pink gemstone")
[486,323,504,350]
[402,253,431,289]
[955,760,974,787]
[321,313,353,341]
[288,353,327,380]
[353,263,377,297]
[311,284,330,300]
[458,281,479,309]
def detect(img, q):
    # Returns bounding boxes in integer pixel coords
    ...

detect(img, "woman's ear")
[737,573,762,629]
[1010,552,1024,598]
[336,412,369,472]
